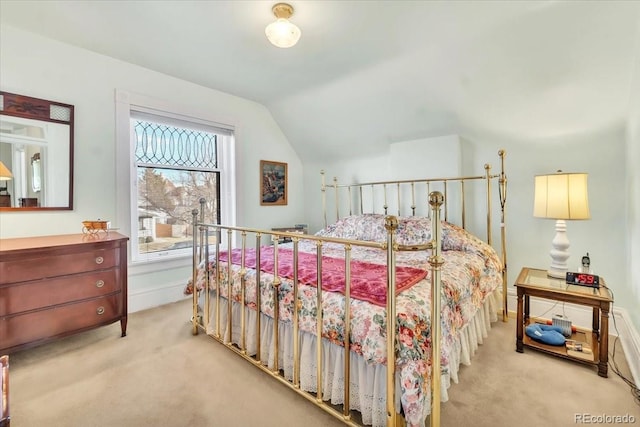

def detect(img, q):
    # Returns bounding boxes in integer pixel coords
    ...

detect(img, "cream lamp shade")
[0,161,12,180]
[265,3,301,48]
[533,172,590,278]
[0,160,12,202]
[534,172,590,220]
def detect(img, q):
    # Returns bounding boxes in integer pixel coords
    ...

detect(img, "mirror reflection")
[0,91,74,210]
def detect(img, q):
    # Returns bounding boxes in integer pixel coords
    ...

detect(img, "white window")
[115,90,235,266]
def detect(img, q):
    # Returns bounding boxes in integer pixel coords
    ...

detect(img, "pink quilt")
[219,247,427,307]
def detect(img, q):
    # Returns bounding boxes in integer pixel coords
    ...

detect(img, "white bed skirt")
[202,288,500,427]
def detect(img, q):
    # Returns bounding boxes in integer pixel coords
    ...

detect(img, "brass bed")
[189,150,507,427]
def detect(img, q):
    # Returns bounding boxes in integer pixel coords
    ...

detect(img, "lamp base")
[547,268,567,279]
[547,219,570,279]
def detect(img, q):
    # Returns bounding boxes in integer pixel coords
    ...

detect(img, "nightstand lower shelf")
[522,319,598,365]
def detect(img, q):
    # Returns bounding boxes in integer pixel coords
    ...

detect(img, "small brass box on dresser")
[0,233,129,354]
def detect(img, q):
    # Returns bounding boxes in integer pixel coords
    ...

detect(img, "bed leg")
[191,293,199,336]
[191,303,199,336]
[191,207,203,336]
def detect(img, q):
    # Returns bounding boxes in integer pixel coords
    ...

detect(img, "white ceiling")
[1,1,639,162]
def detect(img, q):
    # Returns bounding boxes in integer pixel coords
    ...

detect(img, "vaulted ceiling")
[1,1,639,162]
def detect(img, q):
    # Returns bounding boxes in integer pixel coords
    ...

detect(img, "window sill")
[129,254,192,276]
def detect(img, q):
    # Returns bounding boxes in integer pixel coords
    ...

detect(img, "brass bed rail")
[192,194,444,427]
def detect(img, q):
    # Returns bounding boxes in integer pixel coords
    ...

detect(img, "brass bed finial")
[428,190,444,208]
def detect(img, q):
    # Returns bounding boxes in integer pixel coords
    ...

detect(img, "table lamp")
[533,171,590,278]
[0,160,13,192]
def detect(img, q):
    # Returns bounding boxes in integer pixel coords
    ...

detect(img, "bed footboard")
[191,193,446,427]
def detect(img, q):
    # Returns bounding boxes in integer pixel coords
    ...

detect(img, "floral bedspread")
[192,214,502,426]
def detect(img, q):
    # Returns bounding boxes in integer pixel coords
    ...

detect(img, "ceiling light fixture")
[265,3,301,48]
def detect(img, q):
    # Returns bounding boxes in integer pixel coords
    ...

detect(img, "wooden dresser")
[0,233,128,354]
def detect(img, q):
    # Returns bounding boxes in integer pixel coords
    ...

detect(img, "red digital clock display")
[565,272,600,288]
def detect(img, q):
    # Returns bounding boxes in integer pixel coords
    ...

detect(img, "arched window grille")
[134,120,218,170]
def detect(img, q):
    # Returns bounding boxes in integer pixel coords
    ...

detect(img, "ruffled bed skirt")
[201,288,500,427]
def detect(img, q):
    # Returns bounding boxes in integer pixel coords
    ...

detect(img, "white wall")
[626,32,640,333]
[625,96,640,385]
[0,25,305,311]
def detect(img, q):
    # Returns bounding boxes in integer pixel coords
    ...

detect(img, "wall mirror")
[0,91,74,211]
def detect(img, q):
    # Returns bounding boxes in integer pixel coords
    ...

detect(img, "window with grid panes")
[130,111,231,262]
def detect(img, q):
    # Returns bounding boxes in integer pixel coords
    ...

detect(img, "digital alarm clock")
[565,271,600,288]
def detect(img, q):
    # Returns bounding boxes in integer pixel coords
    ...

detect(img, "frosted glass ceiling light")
[265,3,301,48]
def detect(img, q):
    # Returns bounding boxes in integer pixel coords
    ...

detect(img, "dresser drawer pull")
[95,256,104,265]
[97,306,105,315]
[95,280,105,288]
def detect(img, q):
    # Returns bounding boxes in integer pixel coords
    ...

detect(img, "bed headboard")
[320,149,508,320]
[321,150,506,243]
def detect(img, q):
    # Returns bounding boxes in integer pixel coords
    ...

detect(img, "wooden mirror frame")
[0,91,74,211]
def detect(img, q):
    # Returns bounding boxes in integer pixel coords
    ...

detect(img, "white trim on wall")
[128,281,191,314]
[613,306,640,388]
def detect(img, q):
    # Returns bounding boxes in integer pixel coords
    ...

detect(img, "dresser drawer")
[0,248,118,284]
[0,269,120,317]
[0,294,122,352]
[0,233,128,353]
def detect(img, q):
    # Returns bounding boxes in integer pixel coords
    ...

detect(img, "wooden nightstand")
[515,267,613,377]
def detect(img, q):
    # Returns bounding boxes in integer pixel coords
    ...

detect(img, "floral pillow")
[391,217,480,250]
[441,222,503,271]
[315,214,387,241]
[395,216,432,246]
[316,214,433,244]
[316,214,501,270]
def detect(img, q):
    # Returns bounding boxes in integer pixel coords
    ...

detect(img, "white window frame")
[115,89,236,271]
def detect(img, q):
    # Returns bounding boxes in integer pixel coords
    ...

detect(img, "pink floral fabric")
[219,247,427,307]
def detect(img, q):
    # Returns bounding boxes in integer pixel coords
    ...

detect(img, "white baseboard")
[507,287,640,386]
[611,306,640,387]
[128,281,191,313]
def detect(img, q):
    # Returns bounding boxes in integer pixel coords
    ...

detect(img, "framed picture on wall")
[260,160,287,206]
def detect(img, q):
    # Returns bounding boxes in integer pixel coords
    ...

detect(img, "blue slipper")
[525,323,566,346]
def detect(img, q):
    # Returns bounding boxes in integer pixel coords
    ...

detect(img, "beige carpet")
[6,299,640,427]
